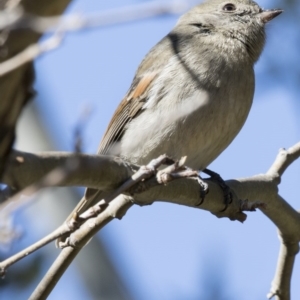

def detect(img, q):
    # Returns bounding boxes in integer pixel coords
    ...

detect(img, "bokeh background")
[1,0,299,299]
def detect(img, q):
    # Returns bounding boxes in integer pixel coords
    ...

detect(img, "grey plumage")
[61,0,282,230]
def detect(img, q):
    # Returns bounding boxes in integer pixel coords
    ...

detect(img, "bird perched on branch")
[62,0,282,235]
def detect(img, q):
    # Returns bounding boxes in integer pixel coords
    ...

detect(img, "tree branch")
[1,150,135,193]
[267,142,300,180]
[267,229,300,300]
[1,142,300,299]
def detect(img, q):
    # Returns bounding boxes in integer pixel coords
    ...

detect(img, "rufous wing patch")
[97,71,158,155]
[127,72,158,101]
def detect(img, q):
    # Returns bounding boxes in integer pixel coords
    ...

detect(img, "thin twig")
[267,141,300,181]
[28,246,82,300]
[0,32,62,76]
[25,0,190,33]
[30,155,207,298]
[28,196,127,300]
[0,0,191,77]
[73,155,172,222]
[0,225,69,277]
[29,156,178,299]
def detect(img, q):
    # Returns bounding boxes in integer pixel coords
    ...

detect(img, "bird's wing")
[97,71,158,155]
[60,73,158,242]
[78,35,171,212]
[83,71,158,201]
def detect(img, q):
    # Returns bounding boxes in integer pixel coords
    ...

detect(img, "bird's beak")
[259,9,283,23]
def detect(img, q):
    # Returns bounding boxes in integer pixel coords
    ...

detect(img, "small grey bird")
[67,0,282,223]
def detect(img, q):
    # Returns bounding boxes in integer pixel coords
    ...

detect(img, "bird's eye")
[223,3,236,12]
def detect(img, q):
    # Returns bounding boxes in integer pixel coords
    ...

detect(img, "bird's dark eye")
[223,3,236,12]
[191,23,203,28]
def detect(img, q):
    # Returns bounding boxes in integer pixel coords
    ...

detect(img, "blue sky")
[4,0,300,299]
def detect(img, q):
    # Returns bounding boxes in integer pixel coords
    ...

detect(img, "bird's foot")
[202,168,232,211]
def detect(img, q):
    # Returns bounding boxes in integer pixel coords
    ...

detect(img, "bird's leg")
[202,168,233,211]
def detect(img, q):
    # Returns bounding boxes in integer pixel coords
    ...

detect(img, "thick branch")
[1,150,135,192]
[2,149,300,233]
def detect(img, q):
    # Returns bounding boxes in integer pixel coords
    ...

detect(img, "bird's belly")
[120,86,252,170]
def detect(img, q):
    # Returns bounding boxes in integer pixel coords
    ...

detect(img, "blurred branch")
[25,0,190,33]
[3,0,190,33]
[0,0,72,177]
[0,31,62,76]
[0,152,84,212]
[0,0,191,77]
[0,5,23,30]
[1,150,134,194]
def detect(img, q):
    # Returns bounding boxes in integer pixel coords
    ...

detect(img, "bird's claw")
[195,175,209,206]
[202,168,233,211]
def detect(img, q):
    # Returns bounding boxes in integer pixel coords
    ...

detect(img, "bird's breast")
[120,60,254,170]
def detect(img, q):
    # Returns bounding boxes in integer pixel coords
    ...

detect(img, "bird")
[64,0,282,230]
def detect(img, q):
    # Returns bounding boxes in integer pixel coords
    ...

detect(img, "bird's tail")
[56,188,109,248]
